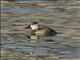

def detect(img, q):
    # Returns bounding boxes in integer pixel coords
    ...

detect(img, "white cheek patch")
[31,25,38,30]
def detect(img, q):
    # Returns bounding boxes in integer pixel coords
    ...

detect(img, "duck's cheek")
[31,25,38,30]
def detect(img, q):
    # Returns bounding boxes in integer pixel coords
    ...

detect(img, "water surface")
[1,1,80,60]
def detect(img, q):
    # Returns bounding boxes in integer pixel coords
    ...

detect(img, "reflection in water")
[1,33,80,58]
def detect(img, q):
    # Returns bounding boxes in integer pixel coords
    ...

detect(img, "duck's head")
[31,22,39,30]
[25,22,39,30]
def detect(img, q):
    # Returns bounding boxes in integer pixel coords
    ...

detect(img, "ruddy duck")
[25,22,57,39]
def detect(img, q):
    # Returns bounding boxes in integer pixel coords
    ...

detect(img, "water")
[1,39,80,58]
[1,1,80,60]
[1,7,49,14]
[16,0,75,2]
[11,0,67,2]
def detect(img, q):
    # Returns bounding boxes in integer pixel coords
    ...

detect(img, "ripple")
[1,7,49,14]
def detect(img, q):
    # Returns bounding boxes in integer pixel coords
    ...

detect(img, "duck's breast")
[35,30,47,36]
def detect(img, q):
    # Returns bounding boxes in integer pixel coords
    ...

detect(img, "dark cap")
[31,22,38,24]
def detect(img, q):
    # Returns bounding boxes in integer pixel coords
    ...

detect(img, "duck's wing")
[48,28,57,36]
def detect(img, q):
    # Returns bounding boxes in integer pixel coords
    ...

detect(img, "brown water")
[1,1,80,60]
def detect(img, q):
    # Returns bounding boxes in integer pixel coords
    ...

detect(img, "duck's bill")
[24,25,30,29]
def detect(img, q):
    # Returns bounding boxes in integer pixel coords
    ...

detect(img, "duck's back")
[34,25,57,36]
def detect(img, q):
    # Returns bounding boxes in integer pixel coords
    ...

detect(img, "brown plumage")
[25,22,57,39]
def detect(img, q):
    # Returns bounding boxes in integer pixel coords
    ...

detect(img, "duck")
[25,22,57,39]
